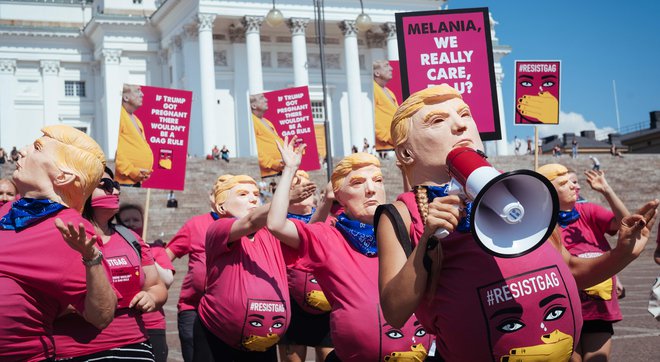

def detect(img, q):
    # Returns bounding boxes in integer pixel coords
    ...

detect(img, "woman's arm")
[154,262,174,287]
[585,170,630,232]
[553,199,658,288]
[55,219,117,329]
[377,195,462,328]
[266,136,306,249]
[309,182,334,224]
[130,264,168,312]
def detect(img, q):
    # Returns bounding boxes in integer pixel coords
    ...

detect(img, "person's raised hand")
[290,181,316,203]
[276,135,306,170]
[616,199,658,258]
[584,169,610,194]
[55,218,99,260]
[517,91,559,124]
[423,195,463,240]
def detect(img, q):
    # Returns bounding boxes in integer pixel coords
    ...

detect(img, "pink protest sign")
[115,84,192,190]
[251,86,320,178]
[395,8,501,140]
[514,61,561,125]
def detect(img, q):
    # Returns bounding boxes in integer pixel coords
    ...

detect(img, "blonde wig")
[537,164,569,182]
[42,125,105,211]
[330,152,380,192]
[212,174,258,210]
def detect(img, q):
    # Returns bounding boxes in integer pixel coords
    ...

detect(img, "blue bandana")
[210,211,220,220]
[558,208,580,228]
[0,198,66,231]
[287,208,316,224]
[424,185,472,233]
[334,213,377,257]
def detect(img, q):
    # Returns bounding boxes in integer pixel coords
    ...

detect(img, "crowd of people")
[0,84,657,362]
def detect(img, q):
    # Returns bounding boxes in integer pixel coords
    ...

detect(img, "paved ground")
[162,244,660,362]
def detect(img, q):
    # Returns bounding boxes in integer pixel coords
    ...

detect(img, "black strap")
[113,224,142,259]
[374,204,413,257]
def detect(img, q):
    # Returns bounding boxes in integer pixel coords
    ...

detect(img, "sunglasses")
[99,178,121,194]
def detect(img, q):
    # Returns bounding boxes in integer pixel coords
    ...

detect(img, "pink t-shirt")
[292,219,432,362]
[397,192,582,362]
[167,213,214,312]
[143,244,176,330]
[560,202,622,322]
[287,267,329,315]
[197,218,291,351]
[0,205,101,362]
[53,230,155,358]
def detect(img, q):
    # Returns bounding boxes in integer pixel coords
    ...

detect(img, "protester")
[193,173,312,362]
[514,136,522,155]
[0,178,18,206]
[538,164,630,362]
[572,138,579,159]
[0,125,116,361]
[278,170,334,362]
[589,156,601,171]
[567,168,588,203]
[165,183,220,362]
[268,139,432,362]
[221,145,230,162]
[211,145,220,160]
[53,167,167,361]
[375,84,657,361]
[118,203,175,362]
[115,84,153,186]
[362,137,370,153]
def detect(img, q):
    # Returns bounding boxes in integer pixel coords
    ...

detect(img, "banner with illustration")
[372,60,403,151]
[114,84,192,190]
[250,86,320,178]
[514,61,561,125]
[395,7,501,140]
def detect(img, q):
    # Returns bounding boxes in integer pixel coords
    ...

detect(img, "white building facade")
[0,0,511,159]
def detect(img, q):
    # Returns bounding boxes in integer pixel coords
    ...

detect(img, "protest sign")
[373,60,403,151]
[514,61,561,125]
[115,84,192,190]
[251,86,320,178]
[396,8,501,140]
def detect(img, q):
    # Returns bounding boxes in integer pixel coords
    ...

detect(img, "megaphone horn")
[439,147,559,258]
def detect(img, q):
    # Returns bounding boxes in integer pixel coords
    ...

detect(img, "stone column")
[169,36,182,88]
[287,17,310,87]
[100,49,122,156]
[382,22,398,61]
[229,23,252,157]
[196,13,218,156]
[339,20,364,151]
[40,60,60,126]
[366,30,386,64]
[242,16,264,94]
[0,59,17,149]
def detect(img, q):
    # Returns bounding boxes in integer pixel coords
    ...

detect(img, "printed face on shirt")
[334,164,385,224]
[551,174,576,211]
[404,97,484,183]
[478,266,577,361]
[241,298,287,351]
[380,315,431,360]
[0,179,17,205]
[220,183,260,219]
[13,137,62,192]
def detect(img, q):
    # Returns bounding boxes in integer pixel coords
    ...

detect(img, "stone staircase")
[3,153,659,243]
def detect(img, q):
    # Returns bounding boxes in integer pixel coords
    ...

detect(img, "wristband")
[82,249,104,267]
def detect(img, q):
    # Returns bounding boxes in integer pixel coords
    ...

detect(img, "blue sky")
[447,0,660,145]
